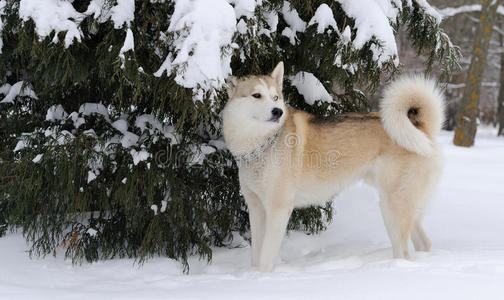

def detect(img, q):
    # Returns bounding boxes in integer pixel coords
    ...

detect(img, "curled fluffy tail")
[380,76,445,156]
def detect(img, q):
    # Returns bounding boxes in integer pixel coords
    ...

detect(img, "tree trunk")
[453,0,502,146]
[498,32,504,136]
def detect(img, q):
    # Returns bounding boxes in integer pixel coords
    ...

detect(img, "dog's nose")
[271,108,283,119]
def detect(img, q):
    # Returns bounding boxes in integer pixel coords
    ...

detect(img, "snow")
[45,105,68,122]
[87,171,97,183]
[336,0,399,67]
[0,82,10,96]
[415,0,443,23]
[439,4,504,18]
[280,1,306,45]
[78,103,110,121]
[227,0,258,19]
[111,119,129,134]
[130,149,150,165]
[135,114,179,144]
[121,132,139,148]
[86,228,98,237]
[19,0,84,48]
[154,0,236,102]
[13,140,26,152]
[110,0,135,29]
[160,199,168,213]
[118,28,134,67]
[308,3,338,34]
[290,72,333,105]
[236,19,248,34]
[1,128,503,299]
[31,154,43,163]
[341,26,351,43]
[0,81,38,104]
[84,0,134,28]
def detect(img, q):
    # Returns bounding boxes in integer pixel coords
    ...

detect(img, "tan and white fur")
[222,62,444,272]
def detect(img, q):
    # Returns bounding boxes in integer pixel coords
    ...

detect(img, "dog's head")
[223,62,286,128]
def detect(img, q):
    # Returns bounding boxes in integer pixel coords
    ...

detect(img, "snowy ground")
[1,128,503,300]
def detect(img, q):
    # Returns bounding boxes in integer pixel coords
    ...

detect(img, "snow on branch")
[308,3,338,34]
[19,0,85,48]
[154,0,236,102]
[439,4,504,17]
[290,72,333,105]
[336,0,400,67]
[18,0,135,49]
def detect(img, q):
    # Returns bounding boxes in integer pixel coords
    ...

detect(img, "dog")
[222,62,444,272]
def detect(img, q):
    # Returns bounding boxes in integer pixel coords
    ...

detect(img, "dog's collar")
[233,127,283,164]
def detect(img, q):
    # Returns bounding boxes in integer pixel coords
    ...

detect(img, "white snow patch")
[86,228,98,237]
[0,81,38,104]
[0,83,11,96]
[308,3,338,34]
[415,0,443,23]
[341,26,351,43]
[32,154,43,163]
[155,0,236,101]
[135,114,179,145]
[46,105,68,122]
[227,0,258,19]
[280,1,306,44]
[13,140,26,152]
[439,4,504,18]
[130,149,150,165]
[84,0,134,28]
[290,72,332,105]
[79,103,110,121]
[19,0,84,48]
[236,19,248,34]
[110,0,135,29]
[87,171,97,183]
[150,204,158,215]
[118,28,134,67]
[336,0,399,66]
[160,200,167,213]
[121,132,139,148]
[111,119,129,134]
[68,112,86,129]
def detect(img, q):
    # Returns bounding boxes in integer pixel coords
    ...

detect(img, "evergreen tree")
[0,0,460,270]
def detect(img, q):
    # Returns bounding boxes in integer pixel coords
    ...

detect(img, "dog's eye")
[273,96,279,101]
[252,93,261,99]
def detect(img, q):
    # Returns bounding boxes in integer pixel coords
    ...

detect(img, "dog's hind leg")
[242,187,266,268]
[259,202,293,272]
[411,221,431,252]
[379,192,416,260]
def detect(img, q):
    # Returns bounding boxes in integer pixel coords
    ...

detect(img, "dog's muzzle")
[270,108,283,122]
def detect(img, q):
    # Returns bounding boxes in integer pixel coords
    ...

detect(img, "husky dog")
[222,62,444,272]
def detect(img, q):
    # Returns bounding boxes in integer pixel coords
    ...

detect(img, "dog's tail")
[380,76,445,156]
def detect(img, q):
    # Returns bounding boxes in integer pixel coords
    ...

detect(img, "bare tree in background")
[498,32,504,135]
[454,0,502,146]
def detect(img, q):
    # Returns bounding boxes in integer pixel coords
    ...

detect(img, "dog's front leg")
[242,187,265,268]
[259,200,293,272]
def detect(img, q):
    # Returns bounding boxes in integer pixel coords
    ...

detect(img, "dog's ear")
[270,61,284,88]
[226,76,238,98]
